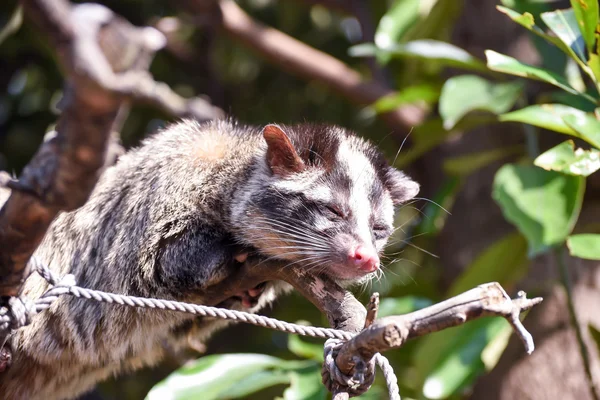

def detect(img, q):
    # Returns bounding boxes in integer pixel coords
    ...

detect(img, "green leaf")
[449,233,529,296]
[570,0,599,54]
[535,140,600,176]
[566,57,587,92]
[541,8,587,61]
[567,234,600,259]
[496,6,589,76]
[374,0,420,64]
[287,335,324,362]
[378,296,434,317]
[350,40,487,72]
[497,6,536,28]
[499,104,600,147]
[562,111,600,148]
[419,318,509,399]
[485,50,586,97]
[481,323,514,370]
[224,370,291,398]
[544,90,598,112]
[145,354,285,400]
[500,104,576,134]
[372,83,441,113]
[589,53,600,83]
[493,164,585,257]
[443,146,523,176]
[283,365,327,400]
[439,75,523,129]
[401,0,463,43]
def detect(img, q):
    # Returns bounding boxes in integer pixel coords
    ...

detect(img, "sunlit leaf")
[481,323,513,370]
[374,0,420,64]
[562,111,600,148]
[485,50,585,97]
[372,83,441,113]
[351,40,487,72]
[589,53,600,83]
[288,335,324,362]
[496,6,589,76]
[402,0,463,43]
[439,75,523,129]
[493,164,585,257]
[565,57,586,91]
[569,0,598,54]
[541,8,586,61]
[145,354,285,400]
[449,232,529,296]
[567,234,600,259]
[443,146,523,176]
[378,296,434,317]
[419,318,509,399]
[535,140,600,176]
[497,6,536,28]
[499,104,600,145]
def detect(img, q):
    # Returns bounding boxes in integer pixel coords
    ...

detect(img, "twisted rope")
[0,257,401,399]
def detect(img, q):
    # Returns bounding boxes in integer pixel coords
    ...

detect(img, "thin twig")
[364,293,379,329]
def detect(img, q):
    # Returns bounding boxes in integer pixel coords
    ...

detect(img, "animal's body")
[0,119,418,399]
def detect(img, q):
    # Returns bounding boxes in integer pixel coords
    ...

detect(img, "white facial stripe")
[272,169,324,193]
[305,184,333,203]
[336,139,377,246]
[380,194,395,227]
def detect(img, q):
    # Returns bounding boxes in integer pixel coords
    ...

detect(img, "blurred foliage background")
[3,0,600,399]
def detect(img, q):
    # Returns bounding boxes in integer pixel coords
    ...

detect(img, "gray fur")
[0,119,418,399]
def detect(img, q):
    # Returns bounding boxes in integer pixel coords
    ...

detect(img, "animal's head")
[237,123,419,282]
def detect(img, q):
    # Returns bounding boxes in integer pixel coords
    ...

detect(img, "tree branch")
[334,283,542,377]
[197,259,542,399]
[183,0,426,131]
[0,0,222,297]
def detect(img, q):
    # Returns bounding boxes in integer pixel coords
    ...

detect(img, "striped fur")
[0,120,418,399]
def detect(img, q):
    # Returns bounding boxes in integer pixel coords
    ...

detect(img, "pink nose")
[349,245,380,272]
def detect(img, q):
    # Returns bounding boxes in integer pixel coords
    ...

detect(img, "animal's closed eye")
[322,204,345,220]
[372,224,392,239]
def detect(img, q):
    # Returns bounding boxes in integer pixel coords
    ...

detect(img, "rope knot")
[0,296,37,342]
[56,274,77,289]
[321,338,375,397]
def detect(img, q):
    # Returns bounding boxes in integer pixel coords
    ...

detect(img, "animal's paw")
[233,282,267,308]
[0,345,12,373]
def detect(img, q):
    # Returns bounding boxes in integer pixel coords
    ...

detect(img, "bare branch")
[182,0,426,131]
[333,282,542,377]
[201,261,543,399]
[199,260,368,333]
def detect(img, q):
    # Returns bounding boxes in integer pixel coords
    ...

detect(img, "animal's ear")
[385,167,419,205]
[263,124,305,176]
